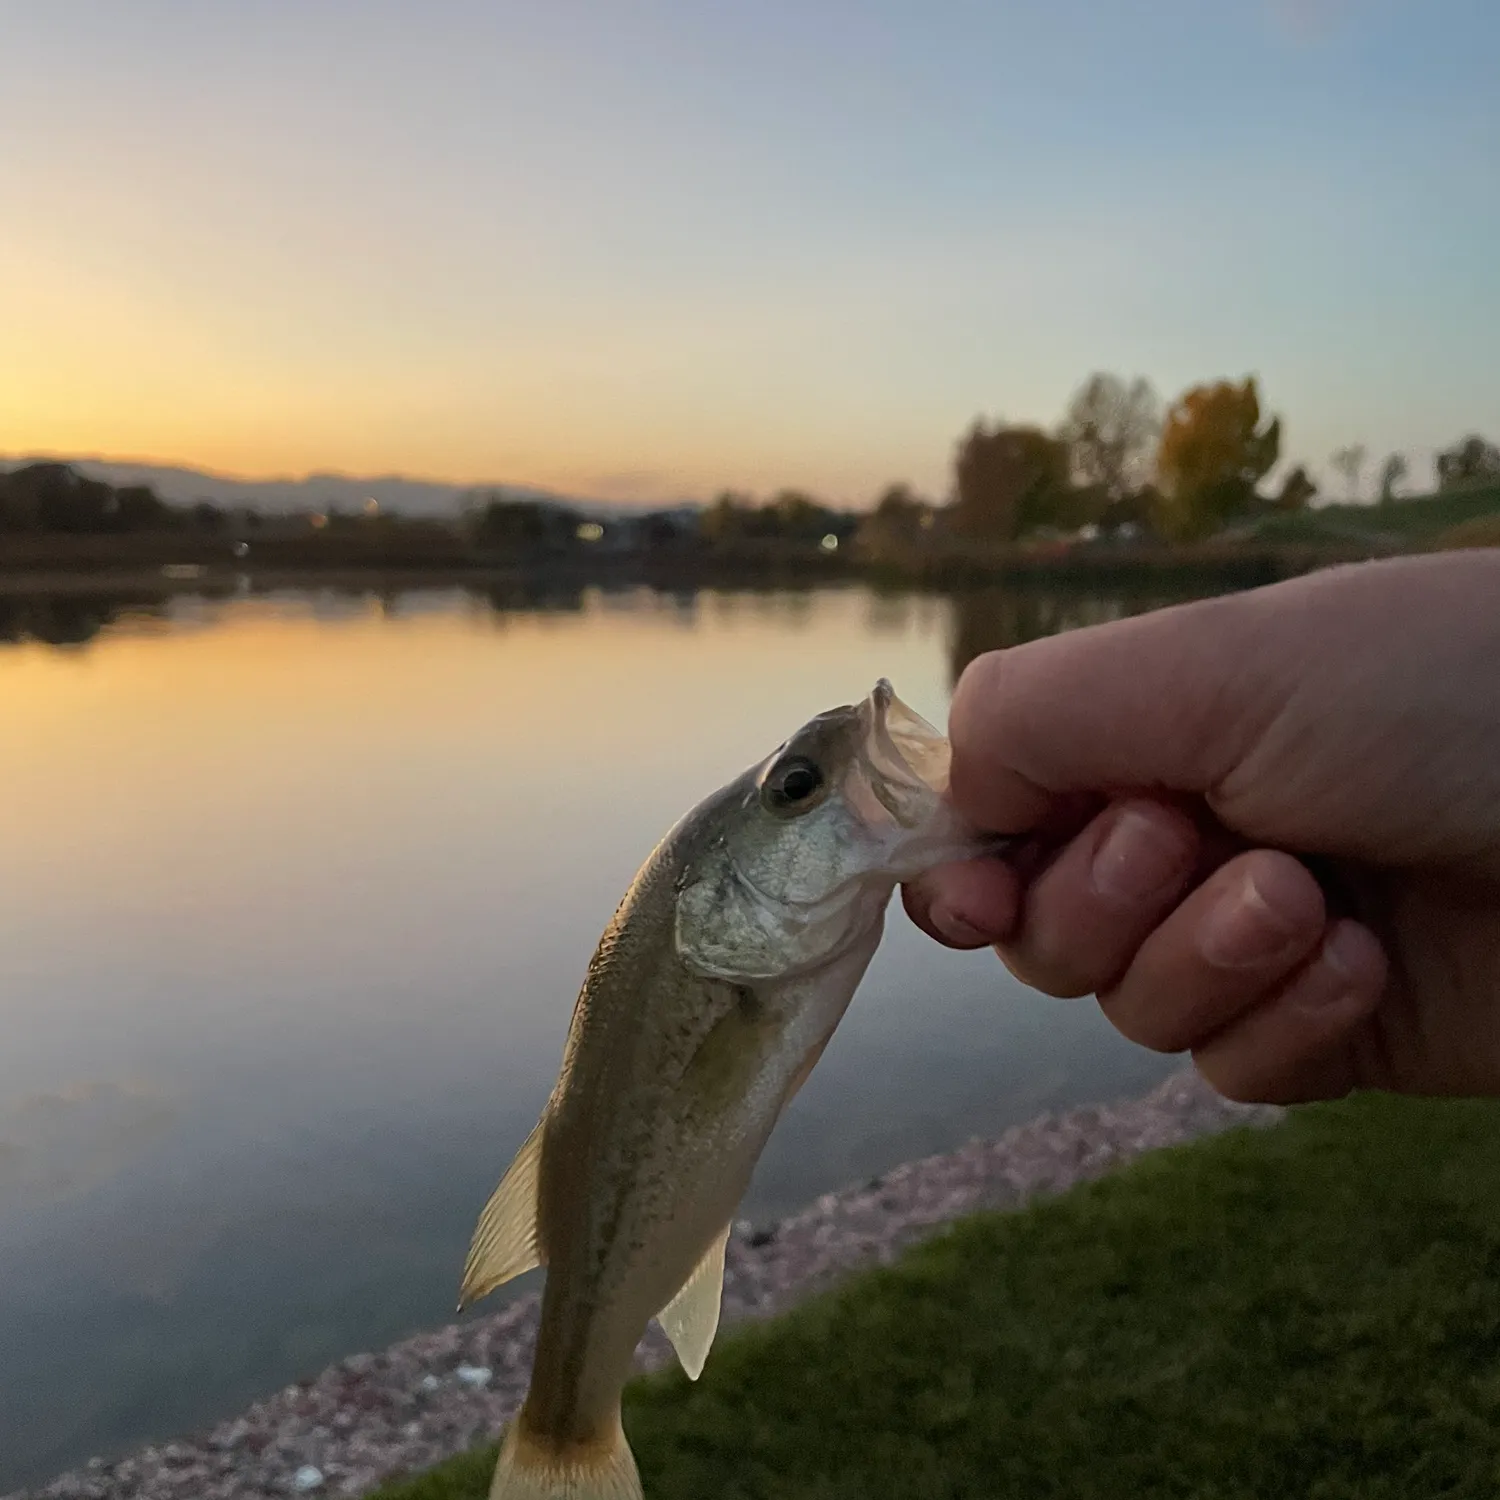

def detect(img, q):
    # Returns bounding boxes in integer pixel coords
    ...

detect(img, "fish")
[458,679,988,1500]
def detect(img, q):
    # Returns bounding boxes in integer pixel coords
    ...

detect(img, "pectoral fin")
[656,1224,730,1380]
[458,1118,546,1310]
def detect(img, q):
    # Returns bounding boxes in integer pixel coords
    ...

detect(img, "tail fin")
[489,1407,642,1500]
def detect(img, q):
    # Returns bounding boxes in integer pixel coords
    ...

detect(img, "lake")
[0,577,1212,1489]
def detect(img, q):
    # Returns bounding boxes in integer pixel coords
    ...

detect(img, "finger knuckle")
[1097,985,1196,1054]
[1192,1053,1264,1103]
[995,942,1094,999]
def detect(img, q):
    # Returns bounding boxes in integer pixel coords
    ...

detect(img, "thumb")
[945,552,1500,876]
[947,589,1273,835]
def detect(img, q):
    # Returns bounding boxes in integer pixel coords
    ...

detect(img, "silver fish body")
[460,681,980,1500]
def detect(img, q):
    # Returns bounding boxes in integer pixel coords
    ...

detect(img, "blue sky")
[1,0,1495,501]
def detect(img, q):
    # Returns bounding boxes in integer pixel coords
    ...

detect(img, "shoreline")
[7,1069,1280,1500]
[0,538,1370,600]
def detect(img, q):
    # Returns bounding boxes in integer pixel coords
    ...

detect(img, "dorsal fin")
[457,1118,546,1310]
[656,1223,730,1380]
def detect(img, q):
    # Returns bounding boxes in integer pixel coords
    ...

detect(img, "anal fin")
[459,1118,546,1310]
[656,1223,730,1380]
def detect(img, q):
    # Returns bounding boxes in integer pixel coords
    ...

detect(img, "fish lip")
[860,682,1022,858]
[855,678,951,826]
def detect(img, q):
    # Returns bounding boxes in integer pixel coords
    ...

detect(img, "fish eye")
[763,755,825,813]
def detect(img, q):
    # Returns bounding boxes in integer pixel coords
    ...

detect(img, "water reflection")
[945,582,1235,684]
[470,577,588,617]
[0,580,1224,669]
[0,591,178,648]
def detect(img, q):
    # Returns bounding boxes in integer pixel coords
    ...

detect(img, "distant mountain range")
[0,456,659,519]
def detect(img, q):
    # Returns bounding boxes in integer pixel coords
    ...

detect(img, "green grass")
[1249,485,1500,546]
[1434,512,1500,551]
[376,1095,1500,1499]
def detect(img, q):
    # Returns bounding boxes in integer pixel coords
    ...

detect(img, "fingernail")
[1320,921,1368,986]
[1198,868,1304,969]
[931,902,993,947]
[1090,808,1192,903]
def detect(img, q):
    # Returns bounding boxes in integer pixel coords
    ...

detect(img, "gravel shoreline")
[9,1068,1281,1500]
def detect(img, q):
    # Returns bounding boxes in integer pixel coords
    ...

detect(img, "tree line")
[659,373,1500,554]
[4,385,1498,551]
[0,462,246,536]
[940,374,1500,547]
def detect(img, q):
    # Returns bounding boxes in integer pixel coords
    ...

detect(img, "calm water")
[0,579,1208,1488]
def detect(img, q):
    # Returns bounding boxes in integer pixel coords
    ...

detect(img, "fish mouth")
[855,678,953,828]
[853,680,1015,869]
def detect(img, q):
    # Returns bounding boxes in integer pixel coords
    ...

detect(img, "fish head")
[674,680,984,981]
[743,677,971,890]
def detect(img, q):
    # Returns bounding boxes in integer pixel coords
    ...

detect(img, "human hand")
[904,551,1500,1103]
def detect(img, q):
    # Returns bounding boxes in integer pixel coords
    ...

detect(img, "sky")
[1,0,1496,505]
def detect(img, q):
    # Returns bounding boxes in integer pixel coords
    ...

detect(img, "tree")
[698,491,753,542]
[869,483,933,537]
[1378,453,1408,505]
[1436,435,1500,491]
[0,462,171,534]
[697,490,852,546]
[857,483,938,558]
[1100,484,1161,537]
[951,420,1071,542]
[872,481,916,513]
[1274,465,1318,511]
[1330,445,1366,502]
[1057,373,1161,500]
[632,509,695,548]
[765,489,847,541]
[1154,378,1282,541]
[471,496,582,550]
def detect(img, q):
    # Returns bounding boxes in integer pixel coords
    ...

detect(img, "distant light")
[232,540,250,559]
[310,513,328,530]
[363,497,380,517]
[820,533,839,552]
[576,522,605,542]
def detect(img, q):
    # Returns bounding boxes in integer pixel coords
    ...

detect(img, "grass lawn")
[1249,484,1500,547]
[376,1094,1500,1499]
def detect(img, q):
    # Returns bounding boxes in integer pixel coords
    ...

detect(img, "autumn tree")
[1274,465,1318,511]
[1436,435,1500,491]
[1057,373,1160,500]
[1378,453,1408,504]
[951,420,1070,542]
[1153,378,1282,540]
[1330,445,1366,502]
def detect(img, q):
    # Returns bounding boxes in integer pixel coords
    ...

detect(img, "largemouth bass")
[459,680,984,1500]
